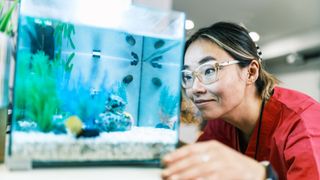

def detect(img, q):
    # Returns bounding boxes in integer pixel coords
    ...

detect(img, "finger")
[163,142,209,164]
[166,154,218,180]
[162,153,213,179]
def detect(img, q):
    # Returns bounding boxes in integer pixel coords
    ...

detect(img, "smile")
[194,99,216,105]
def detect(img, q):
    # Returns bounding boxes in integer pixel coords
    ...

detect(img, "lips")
[194,99,216,104]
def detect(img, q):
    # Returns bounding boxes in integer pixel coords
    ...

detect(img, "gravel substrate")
[10,127,177,162]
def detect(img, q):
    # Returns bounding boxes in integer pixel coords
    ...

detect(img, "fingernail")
[170,175,179,180]
[163,154,171,162]
[162,169,170,176]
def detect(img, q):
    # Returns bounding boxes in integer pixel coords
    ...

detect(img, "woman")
[162,22,320,180]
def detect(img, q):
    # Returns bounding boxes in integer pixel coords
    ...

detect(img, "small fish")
[122,74,133,84]
[152,77,162,87]
[130,52,139,66]
[130,60,138,66]
[65,116,83,135]
[126,35,136,46]
[151,56,162,62]
[151,62,162,69]
[131,52,139,60]
[154,40,165,49]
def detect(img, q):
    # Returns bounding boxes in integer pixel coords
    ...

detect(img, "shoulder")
[270,87,320,146]
[271,86,320,115]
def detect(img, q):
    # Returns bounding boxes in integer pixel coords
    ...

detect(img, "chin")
[200,110,220,120]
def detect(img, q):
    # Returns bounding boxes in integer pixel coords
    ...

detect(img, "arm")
[284,120,320,179]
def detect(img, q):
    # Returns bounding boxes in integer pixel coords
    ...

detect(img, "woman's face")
[184,39,248,120]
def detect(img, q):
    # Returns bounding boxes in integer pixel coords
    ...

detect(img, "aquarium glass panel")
[7,0,184,169]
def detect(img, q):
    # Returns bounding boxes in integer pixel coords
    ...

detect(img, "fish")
[126,35,136,46]
[122,74,133,84]
[154,40,165,49]
[152,77,162,87]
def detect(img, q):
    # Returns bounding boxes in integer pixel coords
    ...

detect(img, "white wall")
[266,57,320,102]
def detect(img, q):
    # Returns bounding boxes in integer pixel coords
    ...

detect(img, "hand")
[161,140,265,180]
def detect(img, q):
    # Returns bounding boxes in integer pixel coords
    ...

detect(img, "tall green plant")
[15,51,60,132]
[0,0,18,35]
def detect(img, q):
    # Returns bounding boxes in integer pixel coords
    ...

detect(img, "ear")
[246,60,260,85]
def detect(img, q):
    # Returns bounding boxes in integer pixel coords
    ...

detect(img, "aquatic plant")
[53,21,76,74]
[14,51,31,120]
[14,51,60,132]
[157,86,179,129]
[111,81,128,105]
[58,76,109,128]
[0,0,18,35]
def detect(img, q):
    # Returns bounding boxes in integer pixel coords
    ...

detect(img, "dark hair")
[184,22,279,99]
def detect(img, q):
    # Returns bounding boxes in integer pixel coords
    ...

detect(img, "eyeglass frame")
[181,60,241,88]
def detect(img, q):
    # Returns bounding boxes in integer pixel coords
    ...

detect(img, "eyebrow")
[183,56,216,69]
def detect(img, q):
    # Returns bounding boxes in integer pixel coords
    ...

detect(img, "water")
[9,15,184,166]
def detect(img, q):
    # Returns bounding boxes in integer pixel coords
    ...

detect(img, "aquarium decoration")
[24,19,54,59]
[95,82,133,132]
[156,86,179,129]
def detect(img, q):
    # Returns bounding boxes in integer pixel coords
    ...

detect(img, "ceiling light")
[185,19,194,30]
[249,31,260,42]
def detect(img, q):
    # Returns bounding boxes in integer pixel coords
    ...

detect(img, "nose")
[191,77,206,95]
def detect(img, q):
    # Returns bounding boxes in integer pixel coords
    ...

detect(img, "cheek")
[207,75,245,106]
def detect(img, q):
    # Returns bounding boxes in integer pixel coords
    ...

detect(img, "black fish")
[126,35,136,46]
[122,75,133,84]
[152,77,162,87]
[154,40,165,49]
[130,52,139,66]
[151,62,162,69]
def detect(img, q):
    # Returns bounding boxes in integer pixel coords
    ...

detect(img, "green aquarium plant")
[54,21,76,70]
[0,0,18,35]
[14,51,60,132]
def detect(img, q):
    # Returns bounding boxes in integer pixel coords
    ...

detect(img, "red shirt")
[198,87,320,180]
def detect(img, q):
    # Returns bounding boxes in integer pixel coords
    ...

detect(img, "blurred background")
[172,0,320,102]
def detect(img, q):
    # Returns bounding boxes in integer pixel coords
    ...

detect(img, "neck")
[223,92,263,142]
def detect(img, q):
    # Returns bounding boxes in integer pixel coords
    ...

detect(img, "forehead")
[184,39,233,69]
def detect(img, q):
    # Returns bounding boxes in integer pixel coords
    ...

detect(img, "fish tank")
[6,0,185,170]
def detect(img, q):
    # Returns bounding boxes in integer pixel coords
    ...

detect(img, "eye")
[183,74,193,81]
[204,68,215,76]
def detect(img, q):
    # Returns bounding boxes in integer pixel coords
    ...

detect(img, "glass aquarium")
[6,0,185,170]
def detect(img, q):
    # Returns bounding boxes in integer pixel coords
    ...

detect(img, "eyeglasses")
[181,60,240,88]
